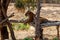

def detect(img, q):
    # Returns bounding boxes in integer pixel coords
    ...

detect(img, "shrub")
[23,37,33,40]
[12,23,30,30]
[53,37,58,40]
[15,0,24,9]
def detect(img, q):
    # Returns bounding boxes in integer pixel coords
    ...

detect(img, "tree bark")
[56,25,59,40]
[0,0,16,40]
[35,0,43,40]
[0,0,8,40]
[1,26,9,40]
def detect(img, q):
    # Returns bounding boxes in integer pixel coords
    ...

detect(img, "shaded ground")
[3,3,60,40]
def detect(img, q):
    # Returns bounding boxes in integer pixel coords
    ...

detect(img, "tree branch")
[0,13,14,24]
[41,21,60,27]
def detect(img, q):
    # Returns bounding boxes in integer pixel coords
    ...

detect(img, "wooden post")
[56,25,59,40]
[35,0,43,40]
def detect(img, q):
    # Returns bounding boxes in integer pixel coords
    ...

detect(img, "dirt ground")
[4,3,60,40]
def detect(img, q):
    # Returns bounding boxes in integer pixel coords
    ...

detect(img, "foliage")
[14,0,36,10]
[12,23,30,30]
[26,0,36,10]
[53,37,58,40]
[15,0,24,8]
[23,37,33,40]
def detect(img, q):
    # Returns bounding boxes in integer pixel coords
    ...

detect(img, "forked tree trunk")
[35,0,43,40]
[0,0,16,40]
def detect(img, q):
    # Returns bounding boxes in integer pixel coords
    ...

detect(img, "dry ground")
[4,3,60,40]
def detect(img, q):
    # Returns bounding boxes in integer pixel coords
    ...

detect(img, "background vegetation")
[14,0,60,10]
[12,23,30,30]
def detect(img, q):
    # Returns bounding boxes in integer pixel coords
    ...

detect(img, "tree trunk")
[56,25,59,40]
[0,0,16,40]
[0,0,8,40]
[35,0,43,40]
[1,26,9,40]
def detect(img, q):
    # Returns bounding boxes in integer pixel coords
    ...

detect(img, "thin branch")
[0,13,14,24]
